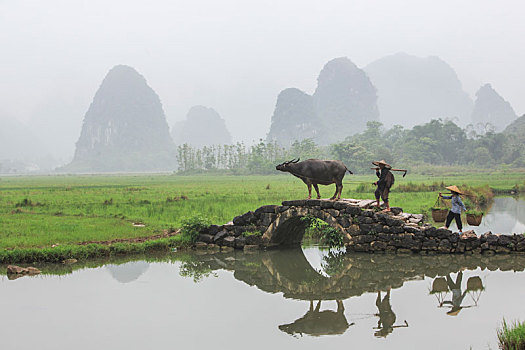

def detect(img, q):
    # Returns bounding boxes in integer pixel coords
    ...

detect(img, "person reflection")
[374,288,408,337]
[439,272,475,316]
[278,300,354,337]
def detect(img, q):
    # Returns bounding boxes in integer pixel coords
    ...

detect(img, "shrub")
[322,227,344,248]
[180,216,211,243]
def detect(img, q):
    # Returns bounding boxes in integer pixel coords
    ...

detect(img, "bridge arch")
[262,206,346,247]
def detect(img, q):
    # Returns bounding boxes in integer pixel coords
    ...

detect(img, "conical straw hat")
[372,160,391,168]
[445,185,464,195]
[446,307,462,316]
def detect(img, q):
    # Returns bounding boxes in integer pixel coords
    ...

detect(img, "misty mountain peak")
[364,53,473,128]
[266,88,317,147]
[471,83,517,131]
[63,65,175,172]
[313,56,379,143]
[172,105,232,147]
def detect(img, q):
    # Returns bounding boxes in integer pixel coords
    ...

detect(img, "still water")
[463,196,525,234]
[2,247,525,350]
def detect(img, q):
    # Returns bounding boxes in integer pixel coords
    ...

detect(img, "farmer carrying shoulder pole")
[439,186,467,233]
[372,160,394,212]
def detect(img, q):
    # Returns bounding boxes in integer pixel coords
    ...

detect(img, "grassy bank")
[497,319,525,350]
[0,172,524,254]
[0,235,186,264]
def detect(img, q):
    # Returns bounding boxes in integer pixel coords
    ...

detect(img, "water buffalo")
[276,158,353,200]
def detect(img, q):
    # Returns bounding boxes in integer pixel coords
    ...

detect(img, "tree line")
[176,119,525,174]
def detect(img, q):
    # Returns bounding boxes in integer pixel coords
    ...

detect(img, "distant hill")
[471,83,517,132]
[172,106,232,147]
[266,88,318,147]
[267,57,378,146]
[504,114,525,142]
[63,65,176,172]
[313,57,379,144]
[364,52,473,128]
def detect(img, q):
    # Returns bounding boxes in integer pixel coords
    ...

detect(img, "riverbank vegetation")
[497,319,525,350]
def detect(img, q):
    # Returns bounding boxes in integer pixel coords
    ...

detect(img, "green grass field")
[0,172,524,250]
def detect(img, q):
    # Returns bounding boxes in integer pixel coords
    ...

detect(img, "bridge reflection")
[178,248,525,337]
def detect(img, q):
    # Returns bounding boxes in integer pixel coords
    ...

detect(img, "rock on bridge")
[193,198,525,255]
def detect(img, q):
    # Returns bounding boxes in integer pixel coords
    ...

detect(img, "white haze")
[0,0,524,161]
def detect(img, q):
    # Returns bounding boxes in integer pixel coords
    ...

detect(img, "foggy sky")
[1,0,524,159]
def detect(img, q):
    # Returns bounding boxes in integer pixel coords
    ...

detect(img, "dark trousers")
[375,186,389,204]
[445,211,462,230]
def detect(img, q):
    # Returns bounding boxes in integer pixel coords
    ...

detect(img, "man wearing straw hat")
[372,160,393,212]
[439,186,467,233]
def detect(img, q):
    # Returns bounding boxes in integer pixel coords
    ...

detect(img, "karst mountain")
[171,106,232,147]
[63,65,176,172]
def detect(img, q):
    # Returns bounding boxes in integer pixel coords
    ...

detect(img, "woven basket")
[466,213,482,226]
[431,197,448,223]
[431,277,449,293]
[467,276,483,291]
[432,208,448,223]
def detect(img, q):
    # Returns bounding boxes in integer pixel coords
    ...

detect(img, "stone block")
[422,239,438,250]
[362,210,374,218]
[498,234,514,247]
[391,226,405,234]
[326,209,340,217]
[333,201,352,210]
[337,216,351,227]
[386,217,404,226]
[390,207,403,215]
[397,248,412,255]
[198,234,214,243]
[496,246,511,254]
[344,206,362,216]
[358,216,374,224]
[245,235,262,245]
[371,241,388,251]
[438,239,452,253]
[320,201,335,209]
[235,236,246,249]
[354,243,370,252]
[354,235,375,244]
[282,200,307,207]
[222,236,236,247]
[277,206,289,213]
[254,205,279,216]
[359,224,373,234]
[208,225,220,236]
[213,230,228,243]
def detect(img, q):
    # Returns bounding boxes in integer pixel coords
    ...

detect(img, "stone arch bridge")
[194,198,525,255]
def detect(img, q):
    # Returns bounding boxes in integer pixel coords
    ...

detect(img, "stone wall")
[193,198,525,255]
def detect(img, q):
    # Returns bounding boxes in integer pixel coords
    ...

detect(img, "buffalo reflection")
[279,300,354,337]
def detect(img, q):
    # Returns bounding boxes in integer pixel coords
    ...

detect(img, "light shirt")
[442,195,467,214]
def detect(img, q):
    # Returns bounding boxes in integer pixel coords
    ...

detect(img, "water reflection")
[279,300,353,337]
[374,289,408,337]
[174,248,523,338]
[431,272,485,316]
[105,261,150,283]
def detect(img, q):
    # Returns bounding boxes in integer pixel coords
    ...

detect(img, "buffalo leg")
[330,183,341,200]
[306,183,312,200]
[313,184,321,199]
